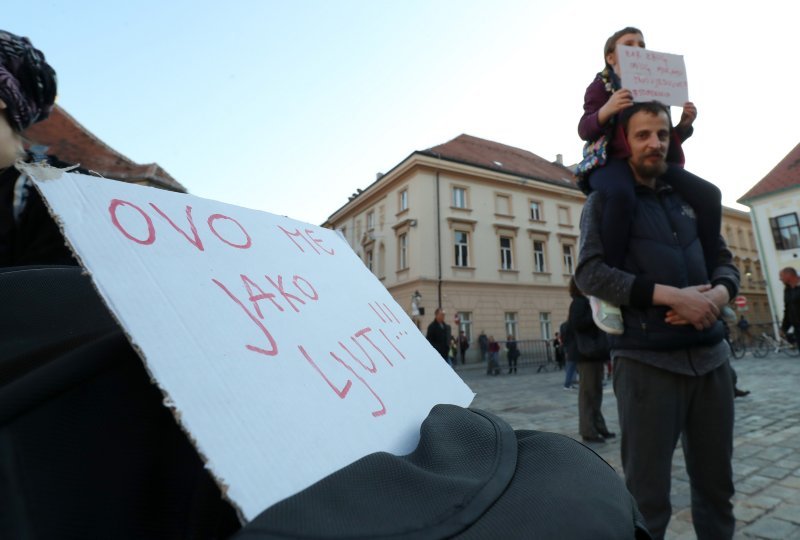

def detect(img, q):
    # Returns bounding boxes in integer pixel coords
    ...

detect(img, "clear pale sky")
[7,1,798,224]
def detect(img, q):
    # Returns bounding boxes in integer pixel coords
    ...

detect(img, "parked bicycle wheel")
[753,337,770,358]
[784,341,800,358]
[730,338,746,359]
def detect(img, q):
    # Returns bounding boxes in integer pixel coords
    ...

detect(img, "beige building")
[323,135,582,355]
[722,207,769,326]
[323,134,763,356]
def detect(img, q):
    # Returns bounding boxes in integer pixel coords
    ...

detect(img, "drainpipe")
[750,205,780,337]
[436,171,443,308]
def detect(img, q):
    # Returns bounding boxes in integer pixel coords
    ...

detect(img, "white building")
[738,142,800,332]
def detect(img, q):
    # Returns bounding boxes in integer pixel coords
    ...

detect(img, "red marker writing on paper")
[108,199,252,250]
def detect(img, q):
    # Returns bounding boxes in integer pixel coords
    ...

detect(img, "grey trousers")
[577,361,608,438]
[614,357,735,540]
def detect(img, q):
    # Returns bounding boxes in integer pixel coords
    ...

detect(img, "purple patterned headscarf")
[0,30,57,132]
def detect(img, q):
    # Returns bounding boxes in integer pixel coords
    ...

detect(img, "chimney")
[555,154,563,165]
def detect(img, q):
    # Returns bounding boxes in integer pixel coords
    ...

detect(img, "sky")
[7,1,799,225]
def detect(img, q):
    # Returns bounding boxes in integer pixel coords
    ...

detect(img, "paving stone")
[734,503,767,523]
[759,466,793,480]
[760,485,800,502]
[780,476,800,490]
[741,517,799,539]
[771,504,800,525]
[743,495,783,510]
[757,446,795,461]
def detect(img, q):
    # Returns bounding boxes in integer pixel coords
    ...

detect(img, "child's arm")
[578,77,633,141]
[675,102,697,141]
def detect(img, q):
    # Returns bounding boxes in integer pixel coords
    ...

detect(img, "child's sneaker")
[589,296,624,335]
[720,305,737,325]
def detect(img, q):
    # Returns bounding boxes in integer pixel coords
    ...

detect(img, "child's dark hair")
[604,27,643,63]
[619,101,672,134]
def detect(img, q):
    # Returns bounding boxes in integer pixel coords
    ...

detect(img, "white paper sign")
[33,171,475,521]
[617,45,688,107]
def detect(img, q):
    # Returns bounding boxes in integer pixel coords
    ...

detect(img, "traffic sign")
[734,296,747,308]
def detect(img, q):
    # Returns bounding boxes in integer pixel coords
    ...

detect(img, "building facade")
[722,206,769,326]
[738,142,800,332]
[324,135,582,356]
[324,134,764,357]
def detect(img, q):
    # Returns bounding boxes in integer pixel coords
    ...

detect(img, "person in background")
[487,336,500,376]
[779,267,800,344]
[559,320,578,390]
[567,277,614,444]
[736,315,752,346]
[426,308,452,365]
[478,330,489,365]
[448,337,458,368]
[458,330,470,364]
[553,332,565,370]
[506,335,519,374]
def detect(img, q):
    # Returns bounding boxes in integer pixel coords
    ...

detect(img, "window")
[398,233,408,269]
[366,211,375,230]
[454,231,469,267]
[495,194,511,215]
[770,213,800,250]
[533,241,546,272]
[457,312,472,342]
[505,312,518,339]
[563,244,574,274]
[539,312,552,340]
[452,187,467,209]
[557,205,571,226]
[500,237,513,270]
[365,249,373,272]
[399,189,408,212]
[530,201,542,221]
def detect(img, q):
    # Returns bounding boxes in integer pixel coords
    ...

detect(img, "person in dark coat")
[567,277,614,444]
[506,335,520,374]
[780,267,800,343]
[553,332,565,370]
[425,308,451,363]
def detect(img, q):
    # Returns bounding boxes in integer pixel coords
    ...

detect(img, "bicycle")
[728,336,746,359]
[752,332,799,358]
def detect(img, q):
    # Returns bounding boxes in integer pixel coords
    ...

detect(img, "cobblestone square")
[458,352,800,539]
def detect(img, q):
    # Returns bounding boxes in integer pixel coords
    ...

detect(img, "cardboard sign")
[31,169,475,521]
[617,45,688,107]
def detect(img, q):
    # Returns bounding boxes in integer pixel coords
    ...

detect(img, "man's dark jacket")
[426,320,451,359]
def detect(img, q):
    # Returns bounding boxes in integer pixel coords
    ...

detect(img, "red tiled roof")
[420,134,577,189]
[738,142,800,203]
[22,105,186,192]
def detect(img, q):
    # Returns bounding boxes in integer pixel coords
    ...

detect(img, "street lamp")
[411,290,423,317]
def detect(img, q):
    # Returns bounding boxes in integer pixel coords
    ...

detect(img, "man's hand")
[663,284,729,329]
[655,284,720,330]
[677,101,697,130]
[598,89,634,125]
